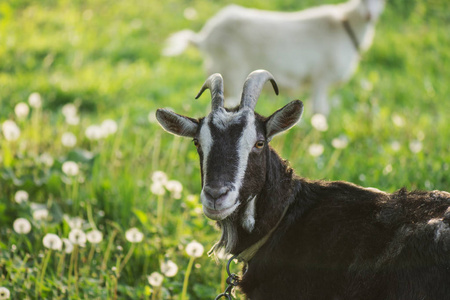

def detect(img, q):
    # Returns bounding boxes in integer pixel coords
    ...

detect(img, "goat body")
[156,70,450,299]
[163,0,385,114]
[238,148,450,299]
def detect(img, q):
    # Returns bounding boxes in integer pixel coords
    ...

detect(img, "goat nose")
[203,186,229,200]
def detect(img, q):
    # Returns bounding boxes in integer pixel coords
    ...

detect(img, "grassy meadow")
[0,0,449,298]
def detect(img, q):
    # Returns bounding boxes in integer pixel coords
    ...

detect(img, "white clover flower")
[14,190,29,204]
[101,119,118,136]
[32,209,49,221]
[86,230,103,244]
[151,182,165,196]
[152,171,168,185]
[308,144,324,157]
[165,180,183,199]
[0,287,10,300]
[392,114,405,127]
[62,161,79,176]
[62,103,78,118]
[43,233,63,251]
[13,218,32,234]
[28,92,42,108]
[14,102,30,119]
[65,114,80,126]
[311,114,328,132]
[148,111,157,124]
[68,228,87,245]
[62,238,74,254]
[61,132,77,148]
[2,120,20,141]
[85,125,104,140]
[161,260,178,277]
[40,153,54,167]
[185,240,204,258]
[184,7,198,20]
[331,135,349,149]
[409,140,423,153]
[147,272,164,287]
[125,227,144,243]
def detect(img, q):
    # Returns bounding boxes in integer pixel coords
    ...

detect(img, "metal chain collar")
[214,255,240,300]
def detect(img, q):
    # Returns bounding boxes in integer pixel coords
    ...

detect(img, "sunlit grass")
[0,0,449,298]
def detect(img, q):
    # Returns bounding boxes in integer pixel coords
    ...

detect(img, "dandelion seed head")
[85,125,104,140]
[62,161,79,176]
[62,103,77,118]
[147,272,164,287]
[68,228,87,245]
[14,190,29,204]
[32,209,49,221]
[409,140,423,153]
[101,119,118,136]
[2,120,20,141]
[0,287,10,300]
[62,238,73,254]
[125,227,144,243]
[64,215,84,229]
[383,164,393,175]
[40,153,54,167]
[184,7,198,20]
[391,141,401,152]
[165,180,183,196]
[14,102,30,119]
[148,111,157,124]
[66,114,80,126]
[28,92,42,108]
[152,171,168,185]
[151,182,165,196]
[61,132,77,148]
[13,218,32,234]
[311,114,328,132]
[86,230,103,244]
[161,260,178,277]
[185,240,204,258]
[308,144,324,157]
[360,78,373,91]
[331,135,349,149]
[43,233,63,251]
[392,114,405,127]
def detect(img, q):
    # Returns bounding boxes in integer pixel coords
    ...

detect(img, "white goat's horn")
[240,70,279,111]
[195,73,224,111]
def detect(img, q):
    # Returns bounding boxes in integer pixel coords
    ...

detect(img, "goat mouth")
[203,201,239,220]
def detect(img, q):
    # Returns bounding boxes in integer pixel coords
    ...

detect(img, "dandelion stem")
[181,256,195,300]
[38,249,52,297]
[119,243,136,272]
[102,229,118,272]
[74,245,80,296]
[57,252,66,278]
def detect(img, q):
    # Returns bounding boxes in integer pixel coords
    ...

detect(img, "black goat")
[156,70,450,299]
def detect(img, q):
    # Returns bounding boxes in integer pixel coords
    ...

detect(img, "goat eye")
[254,140,265,149]
[193,139,200,148]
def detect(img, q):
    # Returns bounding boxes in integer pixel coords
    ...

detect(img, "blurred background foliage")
[0,0,449,298]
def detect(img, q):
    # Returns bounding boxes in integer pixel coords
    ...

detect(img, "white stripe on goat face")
[199,108,257,220]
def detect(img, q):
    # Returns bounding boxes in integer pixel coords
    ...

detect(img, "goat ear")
[156,108,198,138]
[265,100,303,140]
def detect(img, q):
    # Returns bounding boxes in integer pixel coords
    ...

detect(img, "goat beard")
[216,215,238,255]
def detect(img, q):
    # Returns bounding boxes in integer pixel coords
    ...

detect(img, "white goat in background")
[163,0,385,115]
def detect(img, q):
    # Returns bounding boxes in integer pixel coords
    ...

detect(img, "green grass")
[0,0,449,298]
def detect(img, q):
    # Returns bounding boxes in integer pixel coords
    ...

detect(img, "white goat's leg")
[312,80,330,115]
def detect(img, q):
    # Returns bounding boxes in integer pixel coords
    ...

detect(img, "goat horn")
[240,70,279,111]
[195,73,224,111]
